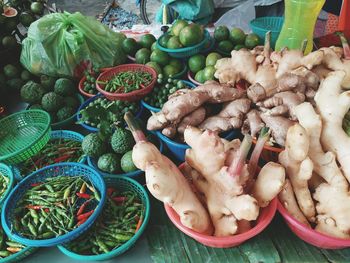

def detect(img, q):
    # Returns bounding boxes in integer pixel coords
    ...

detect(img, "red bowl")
[78,68,112,98]
[164,163,277,248]
[96,64,157,102]
[278,199,350,249]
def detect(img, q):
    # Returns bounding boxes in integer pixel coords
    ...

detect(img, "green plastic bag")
[20,12,127,78]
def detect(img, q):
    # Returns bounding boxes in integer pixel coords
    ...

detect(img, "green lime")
[146,61,162,75]
[245,33,261,49]
[150,49,169,66]
[218,40,234,53]
[121,150,138,173]
[214,25,229,41]
[179,24,203,47]
[229,28,246,45]
[169,59,182,72]
[188,54,206,74]
[171,19,188,36]
[163,65,178,78]
[135,48,151,64]
[139,34,156,49]
[122,38,139,56]
[151,41,158,51]
[19,11,34,27]
[20,70,32,81]
[205,52,222,67]
[159,34,171,48]
[194,70,205,84]
[3,64,19,78]
[203,66,216,81]
[2,36,16,48]
[30,2,44,15]
[167,36,182,49]
[234,44,246,50]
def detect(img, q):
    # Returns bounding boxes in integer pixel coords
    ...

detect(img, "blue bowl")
[1,163,106,247]
[250,16,284,48]
[76,94,143,133]
[87,135,164,178]
[156,129,239,162]
[12,130,86,181]
[141,80,197,113]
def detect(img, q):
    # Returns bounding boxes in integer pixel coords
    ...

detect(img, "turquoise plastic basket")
[0,163,14,206]
[1,163,106,247]
[57,175,150,261]
[156,30,211,58]
[11,130,86,181]
[250,16,284,48]
[0,246,38,263]
[172,63,188,79]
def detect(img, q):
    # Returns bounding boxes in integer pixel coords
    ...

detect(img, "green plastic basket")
[57,175,150,261]
[0,110,51,165]
[250,16,284,48]
[0,163,14,206]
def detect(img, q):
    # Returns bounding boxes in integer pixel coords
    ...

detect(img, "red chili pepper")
[77,200,91,216]
[76,192,90,199]
[77,210,94,221]
[30,183,42,187]
[44,208,50,213]
[107,187,115,196]
[113,196,127,203]
[77,217,88,226]
[53,155,71,163]
[135,217,143,233]
[26,205,42,210]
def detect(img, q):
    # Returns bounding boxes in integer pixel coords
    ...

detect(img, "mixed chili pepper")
[0,173,9,199]
[13,176,100,239]
[65,187,144,255]
[100,70,153,93]
[19,138,84,177]
[0,225,26,258]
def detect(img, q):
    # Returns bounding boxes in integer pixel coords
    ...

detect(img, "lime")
[20,70,32,81]
[203,66,216,81]
[214,25,229,41]
[159,34,171,48]
[205,52,222,67]
[151,41,158,51]
[3,64,19,78]
[245,33,260,49]
[194,70,205,84]
[167,36,182,49]
[121,151,138,173]
[122,38,139,56]
[135,48,151,64]
[2,36,16,48]
[30,2,44,15]
[115,32,127,49]
[139,34,156,49]
[150,49,169,66]
[19,12,34,27]
[179,24,203,47]
[188,54,205,74]
[169,59,182,72]
[218,40,234,53]
[171,19,188,36]
[163,65,178,78]
[146,61,162,75]
[234,44,246,51]
[229,28,246,45]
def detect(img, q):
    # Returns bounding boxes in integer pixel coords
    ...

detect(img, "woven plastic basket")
[250,16,284,48]
[0,246,38,263]
[0,110,51,165]
[78,68,111,98]
[57,175,150,261]
[156,30,211,58]
[12,130,86,181]
[0,163,14,206]
[1,162,106,247]
[96,64,157,101]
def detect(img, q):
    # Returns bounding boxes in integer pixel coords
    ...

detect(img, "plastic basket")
[0,246,38,263]
[187,71,202,86]
[0,163,15,206]
[57,175,150,261]
[141,80,196,113]
[1,162,106,247]
[12,130,86,181]
[157,30,211,58]
[250,16,284,48]
[78,68,111,98]
[51,94,84,130]
[76,94,144,133]
[277,199,350,249]
[87,135,164,178]
[0,110,51,165]
[156,129,238,162]
[96,64,157,101]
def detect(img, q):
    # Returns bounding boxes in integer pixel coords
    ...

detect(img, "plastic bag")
[214,0,255,32]
[20,12,126,78]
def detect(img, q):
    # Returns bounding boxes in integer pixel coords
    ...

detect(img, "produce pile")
[188,52,222,84]
[81,67,100,96]
[0,226,28,258]
[0,172,9,199]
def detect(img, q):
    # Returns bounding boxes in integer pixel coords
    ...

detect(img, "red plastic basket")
[278,199,350,249]
[96,64,157,101]
[164,163,277,248]
[78,68,113,98]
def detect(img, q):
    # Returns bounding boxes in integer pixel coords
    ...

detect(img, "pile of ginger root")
[278,71,350,238]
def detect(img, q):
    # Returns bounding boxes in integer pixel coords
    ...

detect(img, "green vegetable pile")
[82,67,99,95]
[13,176,100,239]
[18,138,84,177]
[65,187,144,255]
[79,97,139,129]
[0,226,27,258]
[0,172,9,199]
[143,75,191,108]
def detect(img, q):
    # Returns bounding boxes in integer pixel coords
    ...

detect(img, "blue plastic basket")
[57,175,150,261]
[87,134,164,178]
[250,16,284,48]
[156,129,239,162]
[0,163,15,206]
[1,162,106,247]
[141,80,197,113]
[11,130,86,181]
[0,246,38,263]
[157,30,211,58]
[76,94,144,133]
